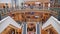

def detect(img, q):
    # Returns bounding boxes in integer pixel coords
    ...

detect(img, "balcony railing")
[0,7,60,20]
[0,7,60,14]
[11,6,60,11]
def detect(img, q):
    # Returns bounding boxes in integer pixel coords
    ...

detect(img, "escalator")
[0,16,21,34]
[42,16,60,34]
[1,27,15,34]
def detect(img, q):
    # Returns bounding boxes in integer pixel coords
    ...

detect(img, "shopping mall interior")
[0,0,60,34]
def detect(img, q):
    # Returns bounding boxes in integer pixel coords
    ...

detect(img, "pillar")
[14,0,19,9]
[48,3,50,10]
[36,22,40,34]
[14,0,17,8]
[11,0,14,9]
[22,23,27,34]
[43,3,45,10]
[40,22,42,34]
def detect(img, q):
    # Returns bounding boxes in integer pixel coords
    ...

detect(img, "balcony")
[0,7,59,13]
[0,7,59,16]
[9,6,60,11]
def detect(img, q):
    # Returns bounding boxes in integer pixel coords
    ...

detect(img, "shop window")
[12,14,15,16]
[19,32,21,34]
[22,15,24,18]
[27,16,30,18]
[30,23,34,26]
[28,4,30,6]
[45,13,48,15]
[34,16,39,19]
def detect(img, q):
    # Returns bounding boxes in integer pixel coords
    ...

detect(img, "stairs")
[1,27,11,34]
[42,16,60,34]
[0,16,20,34]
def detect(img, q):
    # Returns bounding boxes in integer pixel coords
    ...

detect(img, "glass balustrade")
[0,7,60,13]
[0,7,60,20]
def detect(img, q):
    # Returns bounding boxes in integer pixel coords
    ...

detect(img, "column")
[15,0,19,9]
[22,23,27,34]
[11,0,14,9]
[14,0,17,8]
[43,3,45,10]
[36,22,40,34]
[48,3,50,10]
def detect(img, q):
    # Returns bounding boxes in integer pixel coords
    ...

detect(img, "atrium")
[0,0,60,34]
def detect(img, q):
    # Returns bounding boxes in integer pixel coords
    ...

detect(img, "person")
[30,5,34,9]
[38,4,41,9]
